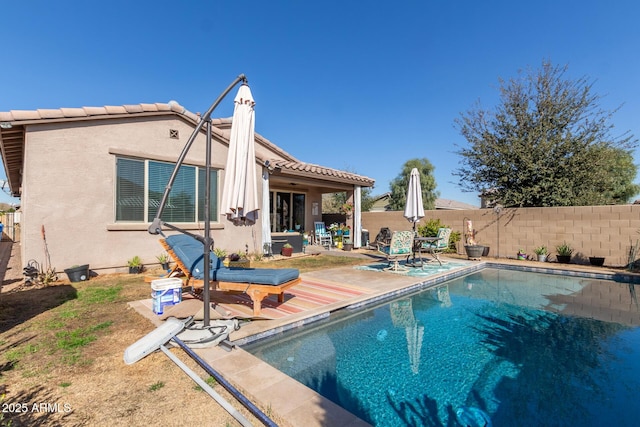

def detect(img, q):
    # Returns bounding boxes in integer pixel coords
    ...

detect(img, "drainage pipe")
[172,336,278,427]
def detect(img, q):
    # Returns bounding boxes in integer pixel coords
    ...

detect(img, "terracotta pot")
[281,247,293,257]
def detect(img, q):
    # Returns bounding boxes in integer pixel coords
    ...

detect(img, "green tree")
[454,61,639,207]
[324,187,374,213]
[388,158,439,211]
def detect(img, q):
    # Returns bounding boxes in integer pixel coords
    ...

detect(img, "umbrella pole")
[203,120,213,326]
[145,74,248,325]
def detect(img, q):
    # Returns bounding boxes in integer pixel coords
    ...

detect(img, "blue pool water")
[243,268,640,426]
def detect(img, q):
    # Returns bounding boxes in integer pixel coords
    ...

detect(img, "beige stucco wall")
[22,116,263,273]
[362,205,640,267]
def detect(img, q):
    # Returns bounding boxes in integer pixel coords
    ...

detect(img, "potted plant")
[156,253,170,270]
[341,201,354,218]
[517,249,527,260]
[213,247,227,260]
[533,246,548,262]
[225,252,251,268]
[464,244,485,259]
[556,242,573,264]
[64,264,90,282]
[127,255,143,274]
[589,256,605,267]
[281,243,293,257]
[343,237,353,251]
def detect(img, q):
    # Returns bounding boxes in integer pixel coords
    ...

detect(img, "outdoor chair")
[314,221,332,249]
[420,227,452,266]
[373,227,393,248]
[158,234,301,316]
[376,230,414,271]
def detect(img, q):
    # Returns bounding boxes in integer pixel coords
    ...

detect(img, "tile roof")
[0,101,197,123]
[0,101,374,195]
[263,160,374,186]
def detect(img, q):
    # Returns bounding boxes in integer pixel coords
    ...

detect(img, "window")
[270,191,305,232]
[116,157,218,223]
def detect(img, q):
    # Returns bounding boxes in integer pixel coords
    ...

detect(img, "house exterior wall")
[362,205,640,267]
[21,116,263,273]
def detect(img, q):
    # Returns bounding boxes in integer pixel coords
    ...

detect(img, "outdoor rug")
[138,278,373,321]
[355,260,471,277]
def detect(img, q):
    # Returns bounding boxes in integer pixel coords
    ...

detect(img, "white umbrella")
[220,84,259,225]
[404,168,425,232]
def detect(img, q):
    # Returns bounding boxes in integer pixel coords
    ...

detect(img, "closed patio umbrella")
[404,167,425,233]
[220,84,259,225]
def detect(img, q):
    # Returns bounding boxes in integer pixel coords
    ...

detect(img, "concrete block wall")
[362,205,640,267]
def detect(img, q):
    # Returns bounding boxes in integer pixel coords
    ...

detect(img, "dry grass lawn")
[0,253,371,427]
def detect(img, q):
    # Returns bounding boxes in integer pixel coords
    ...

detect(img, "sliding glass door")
[271,191,305,232]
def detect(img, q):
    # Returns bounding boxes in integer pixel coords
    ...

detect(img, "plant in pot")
[127,255,143,274]
[156,253,170,271]
[341,201,354,218]
[464,244,485,259]
[556,242,573,264]
[589,256,605,267]
[343,237,353,251]
[213,247,227,260]
[517,249,527,260]
[461,219,484,259]
[226,252,250,268]
[533,246,548,262]
[281,243,293,257]
[64,264,90,282]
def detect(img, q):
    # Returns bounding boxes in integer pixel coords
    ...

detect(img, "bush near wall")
[416,219,460,253]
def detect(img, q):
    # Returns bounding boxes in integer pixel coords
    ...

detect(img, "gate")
[0,212,19,242]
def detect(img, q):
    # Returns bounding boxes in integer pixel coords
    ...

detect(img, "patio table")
[407,236,440,267]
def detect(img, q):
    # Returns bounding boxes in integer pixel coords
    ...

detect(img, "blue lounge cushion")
[165,233,299,285]
[165,234,221,277]
[216,267,299,286]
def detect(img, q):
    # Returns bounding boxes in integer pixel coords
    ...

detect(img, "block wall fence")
[361,205,640,267]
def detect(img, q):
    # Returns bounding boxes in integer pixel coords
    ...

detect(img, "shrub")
[416,219,460,253]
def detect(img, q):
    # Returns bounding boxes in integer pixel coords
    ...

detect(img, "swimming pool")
[243,268,640,426]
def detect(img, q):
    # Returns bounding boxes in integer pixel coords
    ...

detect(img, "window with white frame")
[115,157,218,223]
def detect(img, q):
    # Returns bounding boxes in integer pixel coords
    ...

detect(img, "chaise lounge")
[160,234,301,316]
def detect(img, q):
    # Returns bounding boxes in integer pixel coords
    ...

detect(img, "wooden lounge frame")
[159,239,300,316]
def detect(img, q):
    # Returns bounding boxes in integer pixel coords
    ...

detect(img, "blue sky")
[1,0,639,207]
